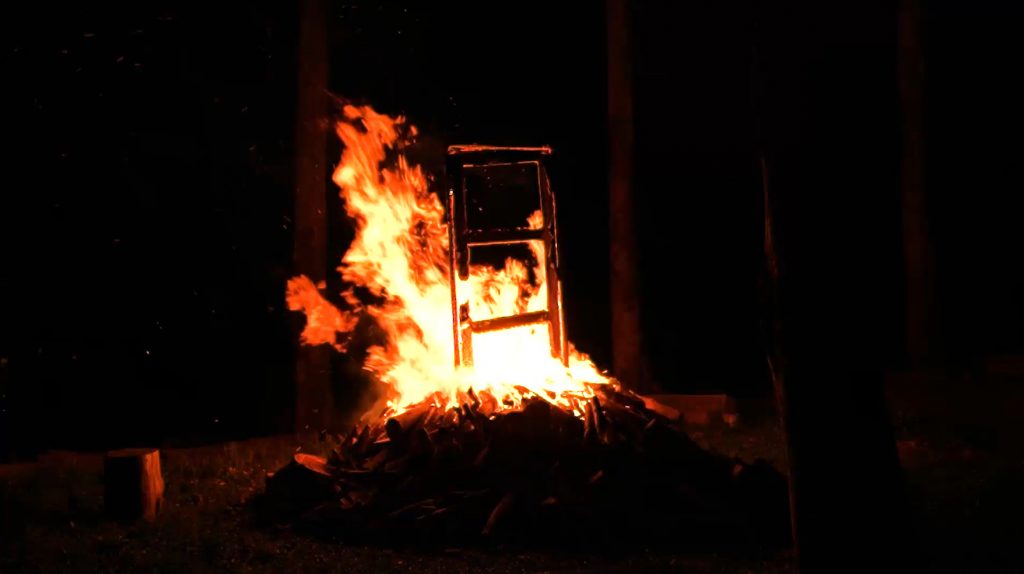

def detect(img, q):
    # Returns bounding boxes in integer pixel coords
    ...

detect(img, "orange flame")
[288,104,608,417]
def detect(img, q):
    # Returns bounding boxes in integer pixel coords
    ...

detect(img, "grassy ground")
[886,371,1024,573]
[2,371,1021,573]
[0,431,793,573]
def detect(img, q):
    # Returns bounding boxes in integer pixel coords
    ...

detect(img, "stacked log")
[258,383,790,551]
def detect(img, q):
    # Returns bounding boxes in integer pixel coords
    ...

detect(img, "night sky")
[2,1,612,453]
[2,1,1022,456]
[5,3,302,451]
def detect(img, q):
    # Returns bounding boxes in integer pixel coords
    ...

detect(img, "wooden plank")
[464,228,547,246]
[470,310,549,333]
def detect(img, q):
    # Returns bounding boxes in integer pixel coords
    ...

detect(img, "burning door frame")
[445,145,569,368]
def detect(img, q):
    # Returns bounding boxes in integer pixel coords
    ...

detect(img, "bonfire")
[266,104,790,550]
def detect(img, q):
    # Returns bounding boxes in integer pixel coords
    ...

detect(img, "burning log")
[477,390,499,416]
[104,448,165,522]
[481,492,516,536]
[466,387,481,410]
[589,396,607,443]
[521,399,552,424]
[354,425,371,454]
[410,427,435,459]
[391,400,435,433]
[583,400,596,442]
[384,418,406,451]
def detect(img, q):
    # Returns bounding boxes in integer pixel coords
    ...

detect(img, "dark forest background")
[2,1,1021,456]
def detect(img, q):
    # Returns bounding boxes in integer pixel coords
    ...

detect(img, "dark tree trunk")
[764,160,915,574]
[293,0,331,433]
[757,2,916,571]
[607,0,650,393]
[760,157,798,550]
[899,0,932,369]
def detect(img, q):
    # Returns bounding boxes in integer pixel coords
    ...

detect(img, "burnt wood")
[260,384,791,550]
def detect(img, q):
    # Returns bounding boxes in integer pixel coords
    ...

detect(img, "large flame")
[287,104,608,418]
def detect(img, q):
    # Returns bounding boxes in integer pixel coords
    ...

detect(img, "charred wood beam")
[471,310,550,334]
[464,229,548,246]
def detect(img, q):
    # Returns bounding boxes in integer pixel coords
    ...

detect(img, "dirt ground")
[1,371,1021,573]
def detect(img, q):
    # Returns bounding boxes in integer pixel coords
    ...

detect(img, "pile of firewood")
[259,384,791,551]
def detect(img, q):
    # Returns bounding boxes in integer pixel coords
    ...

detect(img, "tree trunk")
[294,0,331,433]
[899,0,932,368]
[607,0,649,392]
[104,448,165,522]
[764,167,915,572]
[759,156,798,550]
[756,2,916,571]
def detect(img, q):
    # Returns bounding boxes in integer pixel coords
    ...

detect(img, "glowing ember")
[287,104,609,417]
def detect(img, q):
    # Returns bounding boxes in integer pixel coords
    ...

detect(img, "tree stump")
[104,448,165,522]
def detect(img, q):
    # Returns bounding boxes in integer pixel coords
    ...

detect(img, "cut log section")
[104,448,165,522]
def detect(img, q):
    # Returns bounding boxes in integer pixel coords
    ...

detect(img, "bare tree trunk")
[764,166,914,572]
[607,0,649,393]
[899,0,932,368]
[756,3,916,570]
[294,0,331,433]
[759,157,798,550]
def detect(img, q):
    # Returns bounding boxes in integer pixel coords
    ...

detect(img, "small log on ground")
[104,448,165,522]
[266,453,337,509]
[643,394,737,425]
[482,492,516,536]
